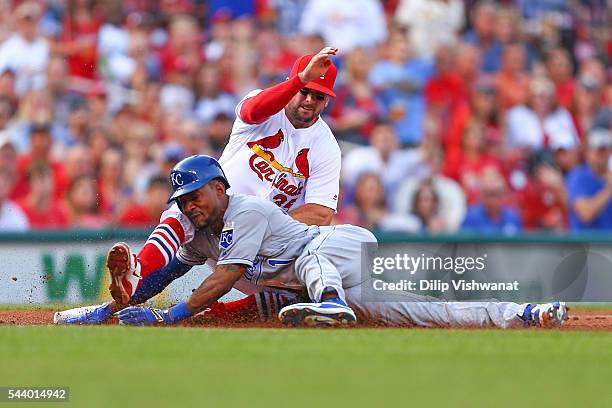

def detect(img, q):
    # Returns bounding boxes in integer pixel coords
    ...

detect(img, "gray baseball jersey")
[175,193,527,328]
[177,193,320,293]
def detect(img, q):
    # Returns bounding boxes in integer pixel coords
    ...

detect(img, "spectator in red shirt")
[65,174,108,228]
[443,119,504,205]
[327,47,379,145]
[16,162,68,229]
[446,79,502,158]
[119,176,172,228]
[425,44,467,117]
[546,48,576,109]
[12,122,68,200]
[520,152,568,231]
[53,0,102,80]
[158,15,201,82]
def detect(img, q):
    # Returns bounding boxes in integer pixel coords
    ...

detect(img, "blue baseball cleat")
[53,303,113,325]
[278,297,357,327]
[520,301,569,327]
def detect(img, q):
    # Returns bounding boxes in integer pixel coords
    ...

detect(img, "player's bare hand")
[299,47,338,83]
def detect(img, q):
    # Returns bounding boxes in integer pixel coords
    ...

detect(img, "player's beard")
[287,104,319,126]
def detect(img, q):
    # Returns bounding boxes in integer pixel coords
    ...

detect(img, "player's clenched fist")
[298,46,338,84]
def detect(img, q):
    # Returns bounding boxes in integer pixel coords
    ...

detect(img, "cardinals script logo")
[247,129,310,210]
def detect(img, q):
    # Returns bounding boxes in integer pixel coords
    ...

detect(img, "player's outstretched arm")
[116,264,246,326]
[240,46,338,124]
[55,260,194,325]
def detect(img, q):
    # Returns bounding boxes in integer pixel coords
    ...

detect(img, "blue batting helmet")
[167,155,230,204]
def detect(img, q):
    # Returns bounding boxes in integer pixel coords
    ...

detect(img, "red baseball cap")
[289,54,337,97]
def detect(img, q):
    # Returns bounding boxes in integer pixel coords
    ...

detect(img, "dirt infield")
[1,308,612,330]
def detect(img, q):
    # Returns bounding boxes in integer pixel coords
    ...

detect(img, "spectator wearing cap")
[461,168,522,234]
[506,76,580,152]
[369,34,435,146]
[549,130,581,176]
[299,0,387,53]
[118,176,172,228]
[566,129,612,230]
[15,161,68,229]
[0,1,49,96]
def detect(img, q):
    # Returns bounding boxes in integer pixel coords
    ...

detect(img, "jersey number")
[272,194,297,210]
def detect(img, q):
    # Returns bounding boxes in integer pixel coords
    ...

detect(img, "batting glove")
[116,302,193,326]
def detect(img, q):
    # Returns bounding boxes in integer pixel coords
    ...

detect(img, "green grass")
[1,327,612,408]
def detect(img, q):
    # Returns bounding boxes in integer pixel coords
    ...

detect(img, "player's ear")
[214,180,226,195]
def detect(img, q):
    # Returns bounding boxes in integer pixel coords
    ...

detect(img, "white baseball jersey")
[218,90,341,212]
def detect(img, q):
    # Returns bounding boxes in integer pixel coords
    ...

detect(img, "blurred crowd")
[0,0,610,234]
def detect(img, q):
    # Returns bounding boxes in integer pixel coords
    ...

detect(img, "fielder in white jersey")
[112,155,569,329]
[53,47,347,325]
[218,89,341,213]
